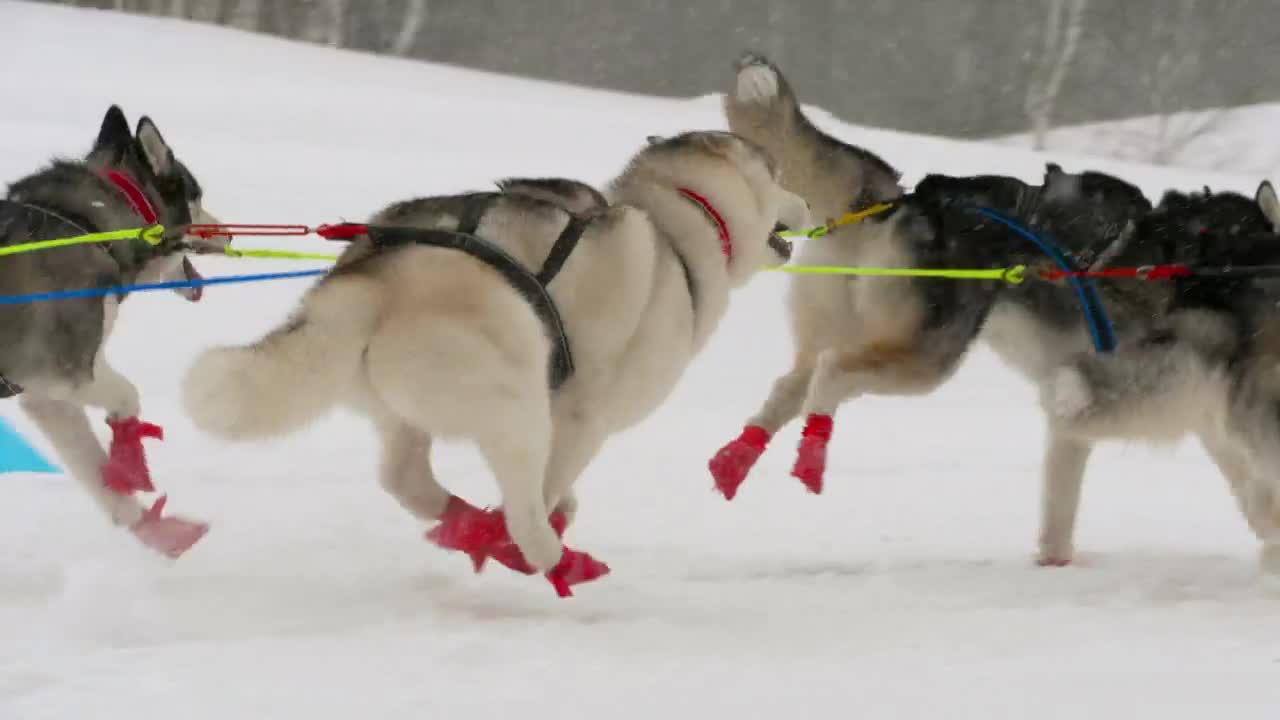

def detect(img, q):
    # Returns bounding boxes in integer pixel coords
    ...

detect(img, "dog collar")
[102,170,159,224]
[677,187,732,260]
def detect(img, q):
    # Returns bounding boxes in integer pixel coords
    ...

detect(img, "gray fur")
[0,105,219,556]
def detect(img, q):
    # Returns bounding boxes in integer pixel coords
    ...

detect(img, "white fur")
[735,63,780,105]
[182,133,804,572]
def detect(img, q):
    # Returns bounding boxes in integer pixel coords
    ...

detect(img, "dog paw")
[1044,367,1093,419]
[546,547,610,598]
[1036,541,1074,567]
[735,61,780,105]
[130,496,209,559]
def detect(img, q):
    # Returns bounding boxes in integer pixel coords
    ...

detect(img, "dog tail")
[182,274,383,441]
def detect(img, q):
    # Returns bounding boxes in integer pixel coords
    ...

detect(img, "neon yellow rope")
[0,224,164,257]
[223,247,340,261]
[768,264,1025,285]
[779,202,896,239]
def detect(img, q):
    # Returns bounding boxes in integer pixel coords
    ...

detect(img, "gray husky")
[709,52,1258,568]
[1041,186,1280,578]
[181,131,809,595]
[1,105,225,558]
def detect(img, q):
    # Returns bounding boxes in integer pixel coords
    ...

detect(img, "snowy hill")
[1,2,1277,718]
[999,103,1280,182]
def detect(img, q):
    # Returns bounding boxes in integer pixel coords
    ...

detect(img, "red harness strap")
[677,187,733,260]
[103,170,159,224]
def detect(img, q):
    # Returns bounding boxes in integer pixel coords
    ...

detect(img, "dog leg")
[47,362,206,557]
[375,418,512,574]
[53,360,155,494]
[542,413,607,525]
[377,419,452,522]
[1037,430,1092,567]
[453,413,606,577]
[476,409,608,597]
[790,345,946,494]
[19,393,144,527]
[1199,434,1270,539]
[709,358,814,500]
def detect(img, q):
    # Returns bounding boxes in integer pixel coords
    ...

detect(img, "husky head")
[1146,183,1280,268]
[88,105,226,302]
[618,130,808,286]
[910,173,1033,215]
[1037,163,1152,245]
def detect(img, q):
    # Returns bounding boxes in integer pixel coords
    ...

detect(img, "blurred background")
[40,0,1280,180]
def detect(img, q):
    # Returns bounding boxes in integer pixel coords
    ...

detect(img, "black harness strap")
[365,226,577,390]
[0,199,113,398]
[455,194,494,236]
[535,215,590,285]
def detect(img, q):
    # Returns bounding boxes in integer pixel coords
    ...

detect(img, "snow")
[998,103,1280,183]
[2,2,1278,718]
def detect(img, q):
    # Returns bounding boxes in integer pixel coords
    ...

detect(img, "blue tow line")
[974,208,1117,353]
[0,269,328,305]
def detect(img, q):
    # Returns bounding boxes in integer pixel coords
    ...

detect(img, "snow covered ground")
[999,103,1280,183]
[2,2,1278,718]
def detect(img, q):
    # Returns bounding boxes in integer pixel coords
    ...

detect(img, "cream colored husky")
[181,131,808,595]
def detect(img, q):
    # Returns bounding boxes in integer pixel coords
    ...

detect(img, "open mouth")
[768,224,794,261]
[182,256,204,302]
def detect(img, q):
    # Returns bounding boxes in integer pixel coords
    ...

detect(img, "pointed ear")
[698,132,737,157]
[1256,180,1280,230]
[92,105,133,157]
[135,116,174,176]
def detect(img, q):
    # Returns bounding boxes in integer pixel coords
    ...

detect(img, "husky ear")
[1044,162,1064,180]
[1256,180,1280,230]
[92,105,133,158]
[697,132,738,158]
[135,116,174,176]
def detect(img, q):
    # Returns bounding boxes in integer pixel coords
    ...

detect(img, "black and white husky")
[1,105,225,558]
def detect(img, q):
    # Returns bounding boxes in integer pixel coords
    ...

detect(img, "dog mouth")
[769,224,794,261]
[180,256,204,302]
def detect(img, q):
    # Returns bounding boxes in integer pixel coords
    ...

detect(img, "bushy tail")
[182,275,383,440]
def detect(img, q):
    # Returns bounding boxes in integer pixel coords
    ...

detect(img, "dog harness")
[0,170,161,397]
[364,207,589,390]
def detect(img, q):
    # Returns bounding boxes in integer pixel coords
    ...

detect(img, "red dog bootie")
[546,547,611,598]
[425,496,507,573]
[791,414,833,494]
[102,417,164,495]
[483,510,569,575]
[130,495,209,558]
[709,425,771,500]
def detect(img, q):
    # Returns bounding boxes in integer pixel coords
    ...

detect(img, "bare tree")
[1024,0,1089,150]
[389,0,427,56]
[1087,0,1242,169]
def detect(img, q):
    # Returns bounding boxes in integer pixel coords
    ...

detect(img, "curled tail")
[182,275,383,440]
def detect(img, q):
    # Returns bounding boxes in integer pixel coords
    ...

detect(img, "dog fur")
[181,130,809,578]
[1,105,224,556]
[1040,183,1280,575]
[713,52,1265,569]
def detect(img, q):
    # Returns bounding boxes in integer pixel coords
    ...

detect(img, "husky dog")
[1040,184,1280,575]
[181,131,809,595]
[0,105,226,558]
[710,53,1183,564]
